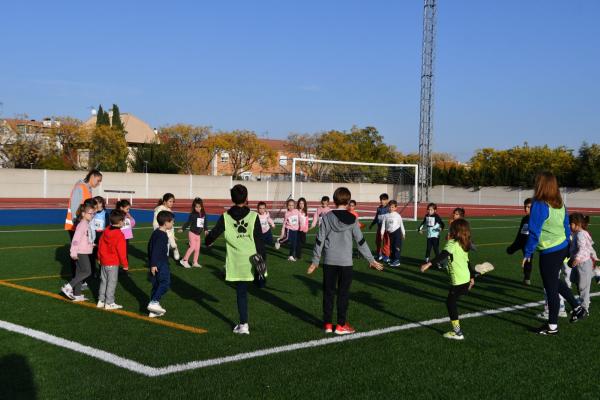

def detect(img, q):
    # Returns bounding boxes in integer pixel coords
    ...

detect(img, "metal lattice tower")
[418,0,436,202]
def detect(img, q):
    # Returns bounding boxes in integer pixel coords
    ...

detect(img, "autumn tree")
[89,125,129,171]
[159,124,212,174]
[44,116,89,169]
[218,130,276,179]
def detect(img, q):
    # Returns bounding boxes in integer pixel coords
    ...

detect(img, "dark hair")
[94,196,106,208]
[84,169,102,183]
[286,198,296,207]
[83,198,98,209]
[449,218,472,252]
[534,171,563,209]
[297,197,308,214]
[453,207,465,218]
[524,198,532,207]
[191,197,205,215]
[427,202,437,210]
[116,199,131,210]
[230,184,248,205]
[257,201,267,208]
[379,193,389,201]
[349,199,357,206]
[157,193,175,207]
[333,187,351,206]
[156,210,174,226]
[388,200,398,207]
[109,209,126,225]
[321,196,330,202]
[569,212,590,230]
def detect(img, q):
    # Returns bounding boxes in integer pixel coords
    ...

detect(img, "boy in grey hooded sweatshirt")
[308,187,383,335]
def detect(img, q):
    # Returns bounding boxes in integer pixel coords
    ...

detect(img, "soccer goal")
[291,158,419,221]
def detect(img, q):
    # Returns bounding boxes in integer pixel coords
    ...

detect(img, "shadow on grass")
[0,354,37,400]
[118,270,150,313]
[55,245,73,280]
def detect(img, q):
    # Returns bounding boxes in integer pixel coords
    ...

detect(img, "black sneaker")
[536,324,558,335]
[570,306,587,323]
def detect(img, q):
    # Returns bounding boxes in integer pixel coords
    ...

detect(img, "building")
[83,112,157,146]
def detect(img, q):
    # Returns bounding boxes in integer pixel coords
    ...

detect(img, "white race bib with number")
[426,216,436,227]
[289,215,298,226]
[196,217,205,228]
[520,223,529,235]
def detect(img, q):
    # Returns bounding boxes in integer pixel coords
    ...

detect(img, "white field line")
[3,293,599,377]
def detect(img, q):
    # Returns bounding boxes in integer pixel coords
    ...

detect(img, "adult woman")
[65,170,103,275]
[523,172,585,335]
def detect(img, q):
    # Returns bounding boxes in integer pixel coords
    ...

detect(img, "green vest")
[224,211,258,282]
[445,240,470,286]
[537,205,566,251]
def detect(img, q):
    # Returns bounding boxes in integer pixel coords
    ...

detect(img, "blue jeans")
[150,263,171,302]
[287,230,299,257]
[389,229,403,262]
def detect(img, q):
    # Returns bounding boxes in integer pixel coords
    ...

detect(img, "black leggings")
[323,265,353,325]
[539,246,578,325]
[426,237,440,260]
[446,282,470,321]
[522,250,532,280]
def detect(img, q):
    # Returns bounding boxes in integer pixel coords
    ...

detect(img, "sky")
[1,0,598,161]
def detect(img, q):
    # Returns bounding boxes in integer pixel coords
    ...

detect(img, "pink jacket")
[284,209,300,231]
[298,211,309,233]
[311,206,331,228]
[70,219,94,257]
[571,230,597,265]
[258,212,275,234]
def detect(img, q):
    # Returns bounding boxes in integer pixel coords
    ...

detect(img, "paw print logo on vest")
[234,220,249,234]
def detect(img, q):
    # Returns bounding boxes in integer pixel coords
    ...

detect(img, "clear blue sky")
[1,0,598,161]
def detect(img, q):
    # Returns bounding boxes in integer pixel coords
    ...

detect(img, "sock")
[548,323,558,330]
[451,320,461,332]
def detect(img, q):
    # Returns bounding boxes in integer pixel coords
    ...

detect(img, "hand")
[420,262,432,272]
[521,258,530,269]
[469,278,475,290]
[307,263,319,274]
[71,256,78,260]
[151,266,158,276]
[369,260,384,271]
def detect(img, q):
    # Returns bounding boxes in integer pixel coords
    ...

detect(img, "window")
[220,151,229,163]
[279,155,288,166]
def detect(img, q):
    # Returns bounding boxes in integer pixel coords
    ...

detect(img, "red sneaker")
[323,323,333,333]
[335,323,356,335]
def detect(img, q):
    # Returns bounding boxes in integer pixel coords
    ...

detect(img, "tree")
[111,104,124,131]
[89,125,129,171]
[159,124,212,174]
[129,141,179,174]
[576,142,600,188]
[218,130,276,179]
[47,116,89,169]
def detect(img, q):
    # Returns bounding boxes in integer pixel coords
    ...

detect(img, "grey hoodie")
[312,208,375,266]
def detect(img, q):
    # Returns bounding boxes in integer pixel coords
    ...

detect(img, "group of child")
[59,173,597,339]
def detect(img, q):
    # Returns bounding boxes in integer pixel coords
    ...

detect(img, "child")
[179,197,207,268]
[153,193,180,260]
[568,213,597,317]
[91,196,109,278]
[420,219,475,340]
[205,184,266,334]
[348,200,364,229]
[296,197,309,260]
[97,210,128,310]
[380,200,405,267]
[257,202,276,255]
[308,187,383,335]
[310,196,331,230]
[61,203,96,301]
[418,202,445,263]
[369,193,391,262]
[278,199,300,261]
[116,199,135,272]
[147,210,175,318]
[506,198,533,285]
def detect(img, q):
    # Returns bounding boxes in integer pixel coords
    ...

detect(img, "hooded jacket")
[312,208,375,266]
[98,225,128,268]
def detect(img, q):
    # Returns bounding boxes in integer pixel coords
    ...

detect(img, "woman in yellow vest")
[523,172,586,335]
[65,170,103,277]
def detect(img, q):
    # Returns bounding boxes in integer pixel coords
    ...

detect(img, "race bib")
[426,216,436,227]
[93,217,105,231]
[289,215,299,226]
[121,218,131,231]
[196,217,205,228]
[520,223,529,235]
[260,218,270,230]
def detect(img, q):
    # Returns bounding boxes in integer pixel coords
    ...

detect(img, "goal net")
[291,158,418,221]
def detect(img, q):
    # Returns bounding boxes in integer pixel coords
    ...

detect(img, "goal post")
[291,158,419,221]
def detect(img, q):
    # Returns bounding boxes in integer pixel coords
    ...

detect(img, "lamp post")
[143,160,149,173]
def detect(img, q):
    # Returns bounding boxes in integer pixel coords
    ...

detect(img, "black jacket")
[506,215,530,255]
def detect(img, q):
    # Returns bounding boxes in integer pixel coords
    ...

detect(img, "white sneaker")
[149,312,164,318]
[105,303,123,310]
[96,301,105,308]
[180,259,191,269]
[61,284,75,300]
[147,302,166,314]
[537,309,568,319]
[288,256,296,262]
[72,295,87,302]
[81,282,89,291]
[192,263,202,268]
[233,323,250,335]
[274,240,281,250]
[173,248,180,261]
[559,309,568,318]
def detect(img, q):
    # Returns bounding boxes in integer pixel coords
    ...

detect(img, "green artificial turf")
[0,216,599,399]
